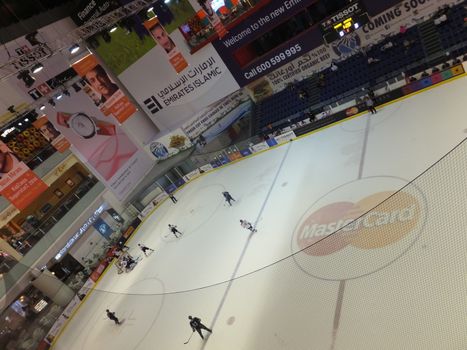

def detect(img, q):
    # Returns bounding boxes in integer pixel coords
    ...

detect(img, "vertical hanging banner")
[43,89,153,201]
[144,17,188,73]
[199,0,228,39]
[0,142,48,210]
[33,116,70,153]
[72,54,136,123]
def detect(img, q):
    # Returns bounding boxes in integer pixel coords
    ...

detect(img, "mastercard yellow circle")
[350,192,420,249]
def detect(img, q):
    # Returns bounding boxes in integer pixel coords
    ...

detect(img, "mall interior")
[0,0,465,349]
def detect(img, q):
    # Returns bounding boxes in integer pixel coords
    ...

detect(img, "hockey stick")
[184,331,194,344]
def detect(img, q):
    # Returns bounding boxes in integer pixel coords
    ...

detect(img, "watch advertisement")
[72,54,137,123]
[42,91,153,201]
[0,141,48,210]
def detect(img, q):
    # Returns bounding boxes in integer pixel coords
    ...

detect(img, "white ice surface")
[53,77,467,350]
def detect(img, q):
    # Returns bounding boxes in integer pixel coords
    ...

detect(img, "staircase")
[304,76,321,106]
[417,20,444,58]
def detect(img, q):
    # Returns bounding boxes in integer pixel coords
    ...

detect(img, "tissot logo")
[143,96,164,114]
[11,45,51,70]
[291,177,427,280]
[330,3,360,23]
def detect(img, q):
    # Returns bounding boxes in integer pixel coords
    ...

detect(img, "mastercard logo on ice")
[291,177,427,280]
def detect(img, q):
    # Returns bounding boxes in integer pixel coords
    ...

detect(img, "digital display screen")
[320,1,369,44]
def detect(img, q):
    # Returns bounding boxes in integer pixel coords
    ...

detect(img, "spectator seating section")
[254,3,467,131]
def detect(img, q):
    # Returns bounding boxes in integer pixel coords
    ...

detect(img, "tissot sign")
[320,2,363,31]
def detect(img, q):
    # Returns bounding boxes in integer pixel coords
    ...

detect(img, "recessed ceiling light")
[31,63,44,74]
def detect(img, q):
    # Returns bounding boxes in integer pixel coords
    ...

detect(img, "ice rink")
[53,76,467,350]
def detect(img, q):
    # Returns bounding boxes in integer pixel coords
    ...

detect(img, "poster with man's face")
[144,18,188,73]
[72,54,136,123]
[33,116,70,152]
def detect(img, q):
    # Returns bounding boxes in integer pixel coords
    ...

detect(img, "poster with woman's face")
[0,144,19,178]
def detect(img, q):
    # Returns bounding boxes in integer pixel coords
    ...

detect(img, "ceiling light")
[39,104,46,111]
[69,44,80,54]
[147,6,154,12]
[164,0,170,3]
[24,118,29,122]
[31,63,44,74]
[18,123,22,126]
[56,93,63,100]
[109,26,118,33]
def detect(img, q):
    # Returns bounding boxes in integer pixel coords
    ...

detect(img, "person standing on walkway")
[106,309,121,325]
[188,316,212,340]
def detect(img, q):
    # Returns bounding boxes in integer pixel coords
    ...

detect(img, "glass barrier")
[1,178,99,260]
[11,135,466,350]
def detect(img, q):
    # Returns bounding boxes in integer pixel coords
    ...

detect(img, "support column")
[30,269,74,307]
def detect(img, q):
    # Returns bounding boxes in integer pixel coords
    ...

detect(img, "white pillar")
[30,269,74,307]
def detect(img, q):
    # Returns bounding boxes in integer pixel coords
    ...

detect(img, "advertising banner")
[0,142,48,210]
[93,217,114,239]
[33,116,71,153]
[198,0,228,38]
[72,54,137,123]
[181,89,250,139]
[273,130,296,144]
[41,87,152,200]
[212,0,461,89]
[120,45,239,131]
[0,18,78,119]
[183,168,201,182]
[144,17,189,73]
[146,128,192,160]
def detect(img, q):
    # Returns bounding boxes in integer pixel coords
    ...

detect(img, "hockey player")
[168,193,177,204]
[222,191,236,206]
[240,219,256,233]
[138,243,155,256]
[168,224,182,238]
[106,309,121,325]
[188,316,212,340]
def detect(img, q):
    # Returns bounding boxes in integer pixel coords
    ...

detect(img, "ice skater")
[169,224,182,238]
[222,191,236,206]
[365,96,377,114]
[240,219,256,233]
[106,309,121,325]
[188,316,212,340]
[138,243,155,256]
[168,192,177,204]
